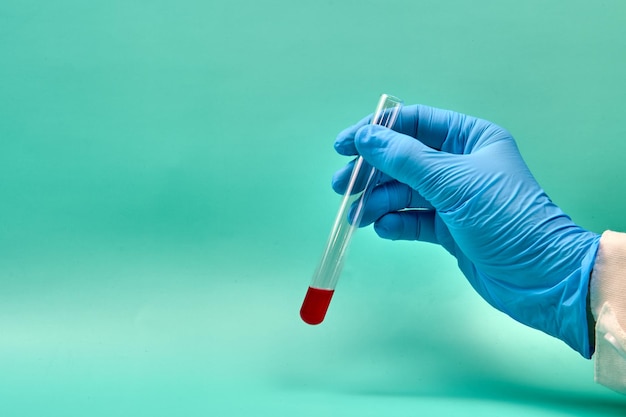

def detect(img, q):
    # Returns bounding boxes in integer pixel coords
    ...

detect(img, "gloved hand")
[332,104,600,358]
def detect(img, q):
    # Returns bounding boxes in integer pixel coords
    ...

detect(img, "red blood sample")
[300,287,334,325]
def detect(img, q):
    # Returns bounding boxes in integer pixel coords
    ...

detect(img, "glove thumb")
[354,124,446,197]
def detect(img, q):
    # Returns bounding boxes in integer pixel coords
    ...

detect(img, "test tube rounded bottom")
[300,286,335,325]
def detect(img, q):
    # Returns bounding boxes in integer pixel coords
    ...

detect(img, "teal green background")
[2,0,626,415]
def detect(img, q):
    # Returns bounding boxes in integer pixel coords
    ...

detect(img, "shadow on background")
[273,287,626,416]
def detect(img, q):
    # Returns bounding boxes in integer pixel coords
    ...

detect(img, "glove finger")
[333,105,422,156]
[356,181,433,226]
[334,115,371,156]
[355,124,445,194]
[353,104,456,151]
[375,211,459,257]
[373,211,438,244]
[331,158,394,195]
[400,104,511,154]
[333,105,426,157]
[337,104,508,158]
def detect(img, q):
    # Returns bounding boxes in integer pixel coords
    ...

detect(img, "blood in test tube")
[300,286,334,325]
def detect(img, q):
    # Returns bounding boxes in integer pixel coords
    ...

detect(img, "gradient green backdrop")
[2,0,626,415]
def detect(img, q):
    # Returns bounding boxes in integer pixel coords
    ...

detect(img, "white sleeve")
[590,230,626,394]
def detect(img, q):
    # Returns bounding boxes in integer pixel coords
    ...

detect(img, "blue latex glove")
[333,104,600,358]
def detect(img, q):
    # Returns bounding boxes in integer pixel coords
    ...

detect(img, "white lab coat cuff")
[590,230,626,394]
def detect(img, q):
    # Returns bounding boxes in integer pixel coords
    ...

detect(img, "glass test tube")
[300,94,403,325]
